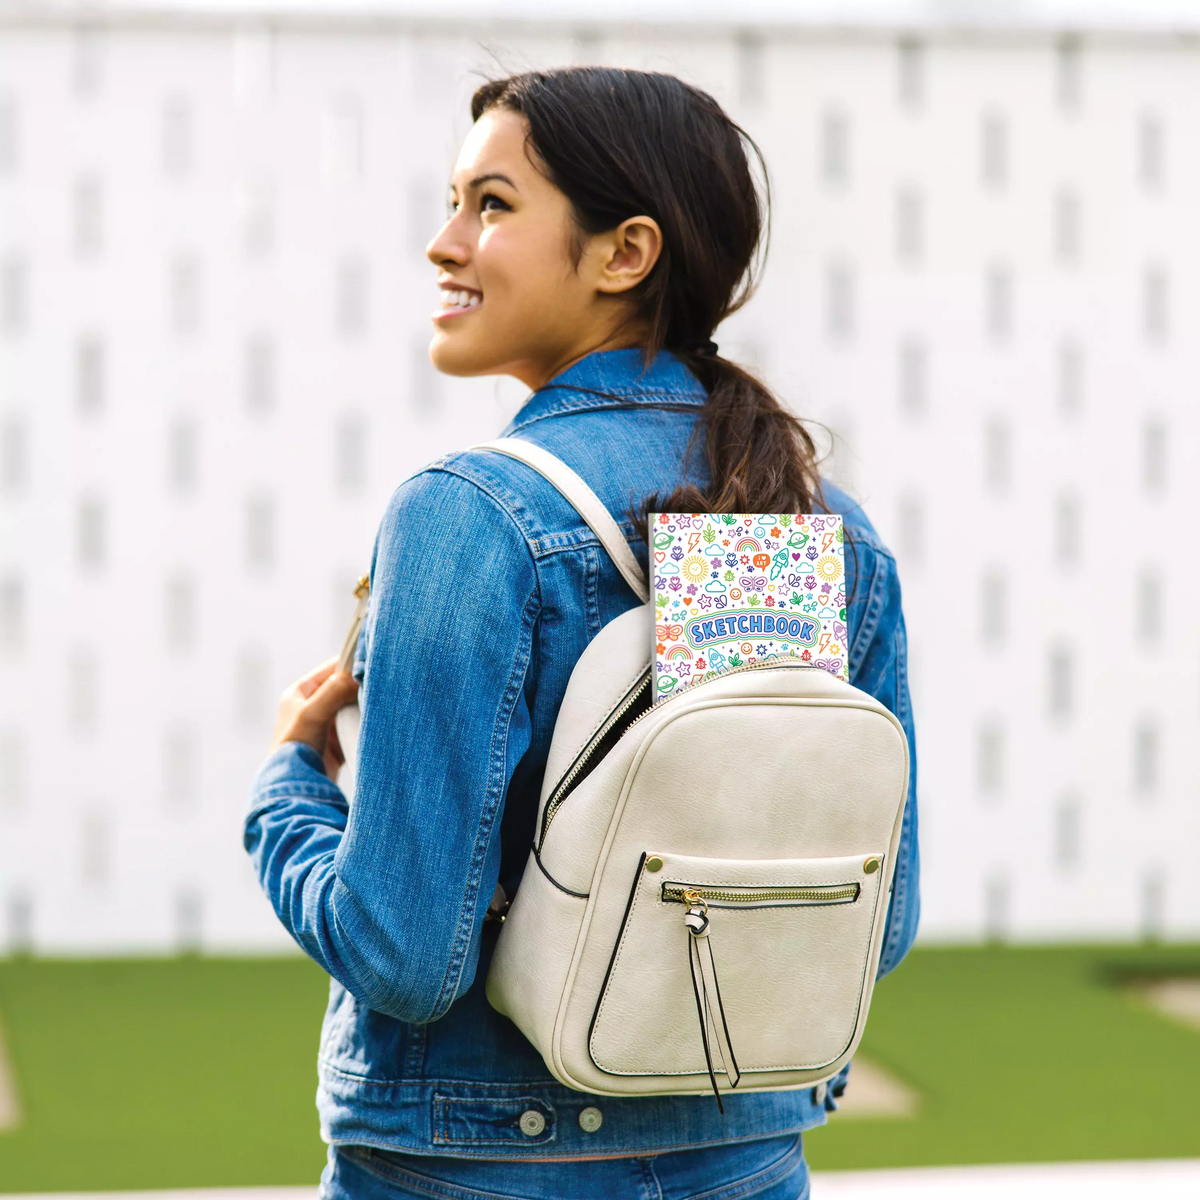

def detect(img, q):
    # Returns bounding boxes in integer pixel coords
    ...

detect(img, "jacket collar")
[503,349,707,434]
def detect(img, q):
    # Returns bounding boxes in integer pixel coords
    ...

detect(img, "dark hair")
[471,68,822,515]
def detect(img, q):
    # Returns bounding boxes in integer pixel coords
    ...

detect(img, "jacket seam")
[584,542,602,639]
[428,462,646,563]
[330,1122,821,1162]
[506,394,705,432]
[429,578,540,1022]
[252,783,345,803]
[339,1134,806,1192]
[385,472,541,1023]
[529,526,645,559]
[432,1095,555,1147]
[878,621,916,976]
[847,547,886,680]
[419,464,542,549]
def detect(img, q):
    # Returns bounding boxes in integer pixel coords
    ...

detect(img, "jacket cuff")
[250,742,346,806]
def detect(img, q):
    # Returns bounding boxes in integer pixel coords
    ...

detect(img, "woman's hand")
[271,658,361,780]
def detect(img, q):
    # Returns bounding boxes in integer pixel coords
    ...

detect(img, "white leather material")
[485,851,587,1052]
[539,604,652,809]
[488,659,909,1098]
[471,438,649,601]
[334,702,361,803]
[589,851,885,1077]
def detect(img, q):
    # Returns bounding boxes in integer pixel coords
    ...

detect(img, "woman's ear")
[593,216,664,295]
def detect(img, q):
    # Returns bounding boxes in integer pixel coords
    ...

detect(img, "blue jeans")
[322,1135,809,1200]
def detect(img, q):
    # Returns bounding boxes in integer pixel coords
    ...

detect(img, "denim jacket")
[245,349,920,1159]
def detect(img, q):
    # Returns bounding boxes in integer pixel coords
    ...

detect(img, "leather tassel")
[683,892,740,1111]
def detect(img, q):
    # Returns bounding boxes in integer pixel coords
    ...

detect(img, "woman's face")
[426,108,659,390]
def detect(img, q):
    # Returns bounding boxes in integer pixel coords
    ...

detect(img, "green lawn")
[806,943,1200,1169]
[0,957,330,1191]
[0,946,1198,1191]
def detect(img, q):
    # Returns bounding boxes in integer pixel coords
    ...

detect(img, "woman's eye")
[480,192,512,214]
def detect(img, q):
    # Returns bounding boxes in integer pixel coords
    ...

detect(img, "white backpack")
[473,439,910,1109]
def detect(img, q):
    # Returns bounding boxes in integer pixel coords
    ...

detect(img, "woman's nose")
[426,215,469,267]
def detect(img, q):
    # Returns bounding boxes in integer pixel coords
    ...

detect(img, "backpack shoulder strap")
[471,437,649,603]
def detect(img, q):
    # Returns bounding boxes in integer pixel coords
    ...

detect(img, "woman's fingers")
[296,657,340,699]
[306,670,360,722]
[271,662,360,766]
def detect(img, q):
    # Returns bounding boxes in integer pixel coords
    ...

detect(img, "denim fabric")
[245,348,920,1162]
[322,1135,809,1200]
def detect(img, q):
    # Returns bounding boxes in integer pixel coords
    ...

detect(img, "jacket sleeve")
[243,467,539,1023]
[846,536,921,978]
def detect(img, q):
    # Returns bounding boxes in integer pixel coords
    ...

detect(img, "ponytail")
[654,352,821,515]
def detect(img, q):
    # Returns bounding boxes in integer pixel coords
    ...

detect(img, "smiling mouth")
[434,287,482,320]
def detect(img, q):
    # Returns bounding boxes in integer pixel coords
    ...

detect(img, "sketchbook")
[650,512,848,700]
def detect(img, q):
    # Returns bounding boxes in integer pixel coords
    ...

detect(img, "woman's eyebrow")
[468,172,517,190]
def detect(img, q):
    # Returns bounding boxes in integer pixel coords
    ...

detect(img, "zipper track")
[538,673,651,845]
[538,656,819,847]
[662,882,860,905]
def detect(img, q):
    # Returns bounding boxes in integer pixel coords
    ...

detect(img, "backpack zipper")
[662,882,861,906]
[538,657,814,848]
[538,672,652,846]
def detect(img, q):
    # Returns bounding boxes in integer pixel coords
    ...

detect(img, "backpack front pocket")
[588,850,886,1083]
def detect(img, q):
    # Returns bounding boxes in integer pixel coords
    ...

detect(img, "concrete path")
[826,1057,918,1119]
[0,1016,22,1131]
[6,1162,1200,1199]
[1131,976,1200,1033]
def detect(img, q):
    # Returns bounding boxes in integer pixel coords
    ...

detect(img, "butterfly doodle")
[656,622,684,641]
[740,575,767,590]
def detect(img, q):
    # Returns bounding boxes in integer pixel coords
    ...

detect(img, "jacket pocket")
[589,851,885,1079]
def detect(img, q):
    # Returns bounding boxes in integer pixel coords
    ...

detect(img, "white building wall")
[0,10,1197,952]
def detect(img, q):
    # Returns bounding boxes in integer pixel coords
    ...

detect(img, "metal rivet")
[578,1106,603,1133]
[863,857,881,874]
[518,1109,546,1137]
[645,855,664,873]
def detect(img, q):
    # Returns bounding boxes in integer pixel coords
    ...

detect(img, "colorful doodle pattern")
[651,512,848,700]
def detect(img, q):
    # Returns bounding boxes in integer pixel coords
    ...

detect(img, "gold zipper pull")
[682,889,709,936]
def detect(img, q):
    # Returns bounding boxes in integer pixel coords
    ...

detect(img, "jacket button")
[518,1109,546,1137]
[578,1106,603,1133]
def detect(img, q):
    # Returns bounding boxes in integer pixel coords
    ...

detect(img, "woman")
[246,68,919,1200]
